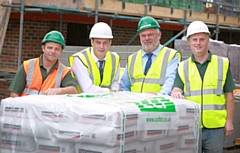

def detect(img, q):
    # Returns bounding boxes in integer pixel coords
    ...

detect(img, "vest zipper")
[38,74,47,95]
[140,77,146,92]
[201,81,205,128]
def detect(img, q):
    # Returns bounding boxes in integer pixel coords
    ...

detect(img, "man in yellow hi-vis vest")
[171,21,235,153]
[120,16,181,95]
[69,22,120,93]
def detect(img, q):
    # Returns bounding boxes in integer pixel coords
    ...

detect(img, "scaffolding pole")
[18,0,24,68]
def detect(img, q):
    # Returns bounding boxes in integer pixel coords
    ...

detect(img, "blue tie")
[144,53,153,75]
[99,60,104,81]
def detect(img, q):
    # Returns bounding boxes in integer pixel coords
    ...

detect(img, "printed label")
[41,111,63,118]
[3,123,21,130]
[134,97,176,112]
[136,97,179,130]
[82,114,106,120]
[5,107,24,112]
[39,145,60,152]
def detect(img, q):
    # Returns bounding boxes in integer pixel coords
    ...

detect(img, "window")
[67,23,92,46]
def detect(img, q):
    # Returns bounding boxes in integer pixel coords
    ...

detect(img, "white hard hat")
[186,21,210,38]
[89,22,113,39]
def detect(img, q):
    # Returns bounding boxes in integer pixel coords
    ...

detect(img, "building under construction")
[0,1,239,93]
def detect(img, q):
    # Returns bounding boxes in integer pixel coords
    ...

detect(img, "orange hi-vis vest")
[20,58,69,96]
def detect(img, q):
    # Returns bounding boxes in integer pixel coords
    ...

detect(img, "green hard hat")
[137,16,160,32]
[42,30,65,49]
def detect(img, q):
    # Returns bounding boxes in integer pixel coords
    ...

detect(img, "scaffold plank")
[0,0,11,54]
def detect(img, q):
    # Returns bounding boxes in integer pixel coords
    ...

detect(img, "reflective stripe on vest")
[129,48,171,85]
[203,104,226,110]
[82,51,95,81]
[23,88,44,95]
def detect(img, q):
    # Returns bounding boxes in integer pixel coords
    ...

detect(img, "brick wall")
[112,26,140,45]
[161,30,174,47]
[0,19,173,100]
[112,26,174,46]
[1,19,68,68]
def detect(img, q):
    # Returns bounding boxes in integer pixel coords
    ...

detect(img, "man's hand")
[171,87,184,99]
[147,92,157,95]
[10,92,20,98]
[44,88,62,95]
[171,91,184,99]
[225,120,234,137]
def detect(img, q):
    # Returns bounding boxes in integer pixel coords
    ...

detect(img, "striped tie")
[98,60,104,81]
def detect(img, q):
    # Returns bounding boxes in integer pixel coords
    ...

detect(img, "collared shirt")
[72,47,120,93]
[9,55,77,94]
[173,51,235,93]
[120,44,180,95]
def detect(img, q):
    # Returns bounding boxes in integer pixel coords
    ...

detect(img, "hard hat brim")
[89,35,113,39]
[187,31,210,38]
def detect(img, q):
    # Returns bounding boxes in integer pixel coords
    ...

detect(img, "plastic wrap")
[0,92,200,153]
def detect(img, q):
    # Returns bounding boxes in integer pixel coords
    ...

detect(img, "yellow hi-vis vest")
[128,47,181,93]
[69,47,120,93]
[178,55,229,128]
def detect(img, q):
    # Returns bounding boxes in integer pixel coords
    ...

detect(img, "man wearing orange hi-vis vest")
[171,21,235,153]
[9,30,78,97]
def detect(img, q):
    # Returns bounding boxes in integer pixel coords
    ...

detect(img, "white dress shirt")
[72,49,120,93]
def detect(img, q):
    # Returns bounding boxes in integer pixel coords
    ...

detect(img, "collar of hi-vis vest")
[184,54,224,96]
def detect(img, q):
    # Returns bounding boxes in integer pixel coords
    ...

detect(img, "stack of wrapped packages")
[0,92,201,153]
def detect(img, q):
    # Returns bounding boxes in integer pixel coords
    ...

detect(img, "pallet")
[235,138,240,146]
[0,68,17,82]
[223,142,240,153]
[0,68,17,73]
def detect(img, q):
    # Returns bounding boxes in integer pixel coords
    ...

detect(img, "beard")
[141,40,159,52]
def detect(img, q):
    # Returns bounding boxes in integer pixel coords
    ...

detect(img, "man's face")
[139,28,161,53]
[188,33,209,56]
[42,42,62,63]
[91,38,112,60]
